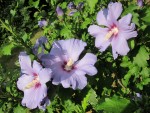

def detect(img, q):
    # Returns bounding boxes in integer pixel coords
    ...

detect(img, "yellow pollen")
[24,76,39,90]
[65,58,74,71]
[66,58,74,67]
[104,27,119,41]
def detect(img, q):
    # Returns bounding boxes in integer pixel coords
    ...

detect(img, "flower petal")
[41,54,54,68]
[76,53,97,76]
[111,35,130,57]
[19,52,33,75]
[119,23,137,40]
[50,41,67,62]
[61,70,87,90]
[38,97,50,110]
[39,68,52,84]
[123,31,137,40]
[33,60,42,74]
[95,33,111,52]
[119,13,132,25]
[51,62,70,85]
[73,70,87,89]
[17,74,34,91]
[88,25,108,37]
[112,47,118,59]
[96,8,108,26]
[61,77,73,88]
[52,39,87,62]
[108,2,123,20]
[22,84,47,109]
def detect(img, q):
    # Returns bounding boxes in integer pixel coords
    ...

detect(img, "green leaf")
[140,67,150,78]
[96,96,132,113]
[129,66,140,75]
[50,0,56,6]
[81,18,91,29]
[29,0,40,8]
[82,88,98,111]
[22,32,28,42]
[62,100,82,113]
[13,104,28,113]
[133,46,149,67]
[132,12,140,26]
[142,10,150,25]
[10,10,16,16]
[0,42,14,55]
[129,39,135,49]
[122,4,138,16]
[60,26,73,38]
[86,0,98,13]
[142,78,150,85]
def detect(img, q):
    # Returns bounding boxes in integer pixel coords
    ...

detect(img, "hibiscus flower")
[17,52,51,109]
[41,39,97,90]
[88,2,137,59]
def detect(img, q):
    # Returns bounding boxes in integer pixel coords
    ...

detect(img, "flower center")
[104,27,119,41]
[24,75,40,90]
[64,58,74,71]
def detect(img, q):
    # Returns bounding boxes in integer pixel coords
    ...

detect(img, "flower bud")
[56,6,64,16]
[137,0,143,7]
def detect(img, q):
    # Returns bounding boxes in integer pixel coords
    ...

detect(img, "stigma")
[64,58,74,71]
[104,27,119,41]
[24,76,40,90]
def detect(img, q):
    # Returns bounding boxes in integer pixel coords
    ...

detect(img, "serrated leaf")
[129,66,140,75]
[137,83,143,90]
[0,42,14,55]
[133,46,149,67]
[86,0,98,13]
[96,96,132,113]
[132,12,140,26]
[140,67,150,78]
[10,10,16,16]
[122,4,138,16]
[13,104,27,113]
[82,89,98,111]
[29,0,40,8]
[120,61,132,68]
[62,100,82,113]
[60,26,73,38]
[22,32,28,42]
[142,78,150,85]
[142,11,150,25]
[81,18,91,29]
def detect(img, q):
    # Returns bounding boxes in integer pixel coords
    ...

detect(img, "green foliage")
[13,104,28,113]
[82,88,98,111]
[142,7,150,25]
[133,46,149,67]
[96,95,133,113]
[29,0,40,8]
[0,0,150,113]
[62,100,82,113]
[0,42,14,56]
[87,0,98,13]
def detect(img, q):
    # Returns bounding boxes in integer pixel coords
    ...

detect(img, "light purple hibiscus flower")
[32,36,48,59]
[17,52,51,109]
[41,39,97,90]
[88,2,137,59]
[38,20,47,28]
